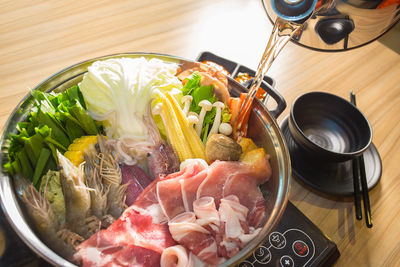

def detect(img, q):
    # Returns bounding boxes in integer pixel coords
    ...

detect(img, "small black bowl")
[288,91,372,162]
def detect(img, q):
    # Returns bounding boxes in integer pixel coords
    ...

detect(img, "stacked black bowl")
[280,92,382,196]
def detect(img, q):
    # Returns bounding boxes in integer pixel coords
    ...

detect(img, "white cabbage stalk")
[79,57,182,140]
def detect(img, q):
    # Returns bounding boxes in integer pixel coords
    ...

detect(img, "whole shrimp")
[14,175,81,259]
[84,145,115,228]
[97,135,128,219]
[57,151,99,238]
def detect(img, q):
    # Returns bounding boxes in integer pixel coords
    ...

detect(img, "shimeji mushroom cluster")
[181,97,232,139]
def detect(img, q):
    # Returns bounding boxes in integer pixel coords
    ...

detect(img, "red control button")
[292,240,309,257]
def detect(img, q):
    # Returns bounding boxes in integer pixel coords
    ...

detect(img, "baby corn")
[165,92,206,160]
[161,97,194,161]
[157,93,206,162]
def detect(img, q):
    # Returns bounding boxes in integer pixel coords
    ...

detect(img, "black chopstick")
[352,155,362,220]
[359,152,373,227]
[350,92,373,228]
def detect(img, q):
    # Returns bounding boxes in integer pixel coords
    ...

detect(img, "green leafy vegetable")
[182,71,230,141]
[4,86,98,185]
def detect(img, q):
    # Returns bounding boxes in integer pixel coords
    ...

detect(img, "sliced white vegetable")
[181,95,193,116]
[208,101,225,138]
[219,122,233,136]
[195,100,213,136]
[79,57,181,140]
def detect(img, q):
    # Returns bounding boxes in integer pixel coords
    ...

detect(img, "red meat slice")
[197,156,271,227]
[156,177,186,220]
[74,208,176,266]
[157,169,208,220]
[135,159,207,211]
[78,244,161,267]
[155,160,208,220]
[223,173,267,228]
[180,170,209,212]
[113,245,161,267]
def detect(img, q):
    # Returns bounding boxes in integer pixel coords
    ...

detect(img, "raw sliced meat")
[157,177,186,221]
[156,159,208,220]
[160,245,190,267]
[77,244,161,267]
[193,197,220,230]
[217,196,262,258]
[168,212,223,266]
[136,159,207,211]
[219,195,248,239]
[113,245,161,267]
[197,156,271,227]
[74,208,176,266]
[121,165,153,206]
[179,170,208,212]
[160,246,208,267]
[223,174,267,228]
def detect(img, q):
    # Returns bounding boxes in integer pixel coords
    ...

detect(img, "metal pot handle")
[261,81,286,119]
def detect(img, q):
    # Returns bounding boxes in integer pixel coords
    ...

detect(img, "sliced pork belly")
[193,197,220,231]
[217,195,262,258]
[160,245,190,267]
[136,159,207,219]
[168,212,223,266]
[197,156,271,228]
[180,170,208,212]
[157,177,186,220]
[160,246,208,267]
[223,173,267,228]
[157,159,208,220]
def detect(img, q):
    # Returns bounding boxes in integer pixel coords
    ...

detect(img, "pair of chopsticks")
[350,92,373,228]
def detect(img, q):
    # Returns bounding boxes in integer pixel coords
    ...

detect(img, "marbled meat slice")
[136,159,208,211]
[113,245,161,267]
[157,177,186,221]
[180,171,209,212]
[156,159,208,220]
[197,156,271,228]
[168,212,224,266]
[74,208,176,266]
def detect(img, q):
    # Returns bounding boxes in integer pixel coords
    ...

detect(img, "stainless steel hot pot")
[0,53,291,266]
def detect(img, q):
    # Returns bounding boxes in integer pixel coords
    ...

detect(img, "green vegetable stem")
[4,85,99,187]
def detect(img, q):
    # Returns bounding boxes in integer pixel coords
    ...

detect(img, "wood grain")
[1,0,400,266]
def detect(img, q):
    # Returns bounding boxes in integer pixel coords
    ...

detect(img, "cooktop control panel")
[239,202,339,267]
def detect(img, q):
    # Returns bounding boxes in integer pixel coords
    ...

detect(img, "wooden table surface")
[1,1,400,266]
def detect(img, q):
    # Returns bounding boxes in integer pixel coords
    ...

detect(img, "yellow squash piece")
[238,137,258,154]
[64,135,98,166]
[240,148,266,165]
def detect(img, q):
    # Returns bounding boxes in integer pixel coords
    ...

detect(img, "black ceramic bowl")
[288,91,372,162]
